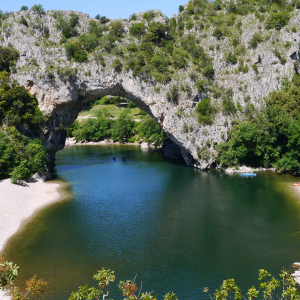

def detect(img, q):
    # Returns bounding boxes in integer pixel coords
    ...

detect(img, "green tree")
[111,109,135,142]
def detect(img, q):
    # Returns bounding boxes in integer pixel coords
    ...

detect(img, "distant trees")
[67,99,166,145]
[31,4,43,12]
[20,5,28,11]
[95,14,110,23]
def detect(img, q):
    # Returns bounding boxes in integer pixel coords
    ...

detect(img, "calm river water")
[3,145,300,299]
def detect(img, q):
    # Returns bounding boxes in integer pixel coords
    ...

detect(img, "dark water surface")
[3,145,300,299]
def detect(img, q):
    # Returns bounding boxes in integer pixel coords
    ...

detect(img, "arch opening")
[45,87,187,172]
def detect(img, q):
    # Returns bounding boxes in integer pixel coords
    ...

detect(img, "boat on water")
[241,173,257,177]
[293,183,300,186]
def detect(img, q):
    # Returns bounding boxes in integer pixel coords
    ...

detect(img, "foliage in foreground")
[1,261,300,300]
[0,261,47,300]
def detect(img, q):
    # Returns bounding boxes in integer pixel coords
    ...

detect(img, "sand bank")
[0,178,67,300]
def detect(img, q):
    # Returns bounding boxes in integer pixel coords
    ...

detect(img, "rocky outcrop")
[1,6,300,170]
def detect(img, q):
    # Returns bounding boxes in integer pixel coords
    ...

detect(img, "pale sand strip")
[0,178,66,300]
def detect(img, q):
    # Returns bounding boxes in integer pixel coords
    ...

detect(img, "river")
[2,145,300,299]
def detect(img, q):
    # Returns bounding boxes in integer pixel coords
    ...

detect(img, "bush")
[196,80,208,93]
[73,117,112,142]
[31,4,43,12]
[112,59,123,73]
[196,97,213,124]
[266,11,290,30]
[111,109,135,142]
[0,46,20,73]
[216,102,295,169]
[129,23,146,37]
[225,52,238,64]
[56,14,79,40]
[128,100,136,108]
[136,114,166,144]
[65,42,88,62]
[79,34,99,52]
[172,49,188,69]
[0,128,48,183]
[167,86,179,104]
[95,15,110,23]
[88,20,107,37]
[143,11,156,22]
[222,97,236,115]
[19,16,28,27]
[109,21,124,38]
[20,6,28,11]
[249,33,263,49]
[144,21,169,45]
[213,26,227,40]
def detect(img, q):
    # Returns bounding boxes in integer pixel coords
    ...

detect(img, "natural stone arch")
[23,73,197,171]
[2,7,298,172]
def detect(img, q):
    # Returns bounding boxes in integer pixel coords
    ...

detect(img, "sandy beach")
[0,178,66,300]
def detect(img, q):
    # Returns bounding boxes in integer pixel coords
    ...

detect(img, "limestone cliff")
[0,3,299,170]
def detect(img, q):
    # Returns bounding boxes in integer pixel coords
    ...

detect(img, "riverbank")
[65,137,157,149]
[0,178,68,300]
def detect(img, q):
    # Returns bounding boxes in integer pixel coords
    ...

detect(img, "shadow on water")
[3,145,300,300]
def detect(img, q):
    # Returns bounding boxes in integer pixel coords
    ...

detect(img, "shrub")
[99,34,117,53]
[20,6,28,11]
[213,0,222,10]
[222,97,236,115]
[143,11,156,22]
[95,15,110,23]
[0,46,20,73]
[213,26,227,40]
[196,97,213,124]
[111,109,135,142]
[88,20,106,38]
[19,16,28,27]
[252,63,258,74]
[266,11,290,30]
[167,86,179,104]
[196,80,208,93]
[144,21,169,45]
[129,23,146,37]
[128,100,136,108]
[249,33,263,49]
[179,5,185,12]
[79,34,99,52]
[56,13,79,39]
[58,66,77,82]
[112,59,123,73]
[227,0,237,13]
[65,42,88,62]
[136,114,165,144]
[203,64,214,80]
[225,52,238,64]
[172,49,188,69]
[109,21,124,38]
[31,4,43,12]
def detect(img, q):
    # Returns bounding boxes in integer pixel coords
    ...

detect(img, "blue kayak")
[241,173,256,177]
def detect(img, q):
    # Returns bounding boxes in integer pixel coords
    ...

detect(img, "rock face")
[1,6,300,170]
